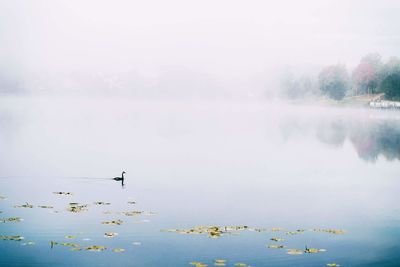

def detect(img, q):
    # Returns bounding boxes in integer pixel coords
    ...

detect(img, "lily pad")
[287,249,303,255]
[37,205,54,209]
[0,217,23,223]
[0,235,24,241]
[86,245,107,251]
[53,192,73,196]
[267,245,286,249]
[14,203,33,208]
[94,201,111,205]
[270,237,284,242]
[102,219,123,225]
[327,264,341,267]
[104,232,118,238]
[112,248,125,253]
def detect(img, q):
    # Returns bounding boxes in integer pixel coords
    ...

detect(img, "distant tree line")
[281,53,400,101]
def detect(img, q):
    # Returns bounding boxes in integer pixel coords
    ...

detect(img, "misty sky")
[1,0,400,88]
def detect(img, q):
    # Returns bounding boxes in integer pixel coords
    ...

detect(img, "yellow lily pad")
[287,249,303,255]
[327,264,341,267]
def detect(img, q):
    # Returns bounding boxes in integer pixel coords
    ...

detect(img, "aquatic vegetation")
[313,229,345,235]
[271,227,285,232]
[102,219,123,225]
[104,232,118,238]
[67,203,88,213]
[287,249,303,255]
[37,205,54,209]
[304,247,327,253]
[86,245,107,251]
[234,263,248,267]
[327,264,341,267]
[127,201,136,204]
[270,237,284,242]
[51,241,80,248]
[94,201,110,205]
[14,203,33,208]
[0,195,7,200]
[53,192,73,196]
[163,225,248,238]
[0,235,24,241]
[267,245,286,249]
[0,217,23,223]
[214,263,226,266]
[286,229,305,235]
[112,248,125,252]
[190,262,208,267]
[65,235,77,239]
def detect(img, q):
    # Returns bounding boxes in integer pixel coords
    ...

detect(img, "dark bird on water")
[113,171,126,186]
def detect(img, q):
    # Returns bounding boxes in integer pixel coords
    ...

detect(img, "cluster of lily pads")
[50,241,125,253]
[190,260,253,267]
[1,191,345,266]
[0,192,151,256]
[164,225,344,266]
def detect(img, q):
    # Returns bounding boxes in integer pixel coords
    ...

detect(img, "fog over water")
[1,0,400,97]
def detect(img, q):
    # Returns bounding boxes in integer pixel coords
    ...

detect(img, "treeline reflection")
[316,119,400,162]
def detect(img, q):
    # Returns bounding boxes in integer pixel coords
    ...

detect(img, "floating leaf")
[234,263,247,267]
[112,248,125,253]
[0,217,23,223]
[86,245,106,251]
[271,227,284,232]
[0,196,7,200]
[94,201,110,205]
[53,192,73,196]
[102,219,123,225]
[65,235,77,239]
[104,232,118,238]
[270,237,284,242]
[127,201,136,205]
[267,245,286,249]
[14,203,33,208]
[0,235,24,241]
[287,249,303,255]
[38,205,54,209]
[327,264,341,267]
[67,203,88,213]
[313,229,345,235]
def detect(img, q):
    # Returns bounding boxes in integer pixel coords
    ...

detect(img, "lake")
[1,96,400,267]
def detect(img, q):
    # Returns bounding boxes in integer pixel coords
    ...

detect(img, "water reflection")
[316,119,400,162]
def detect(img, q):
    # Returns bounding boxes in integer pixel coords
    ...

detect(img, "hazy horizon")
[1,0,400,97]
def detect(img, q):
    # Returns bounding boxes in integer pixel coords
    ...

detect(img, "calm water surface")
[0,97,400,267]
